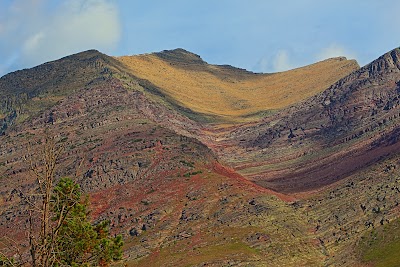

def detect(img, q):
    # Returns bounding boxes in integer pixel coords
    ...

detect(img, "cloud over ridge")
[0,0,121,76]
[316,43,356,61]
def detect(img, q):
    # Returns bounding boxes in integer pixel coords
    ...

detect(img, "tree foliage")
[51,178,123,266]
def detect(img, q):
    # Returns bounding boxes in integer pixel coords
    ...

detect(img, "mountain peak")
[58,49,107,62]
[366,47,400,74]
[155,48,206,65]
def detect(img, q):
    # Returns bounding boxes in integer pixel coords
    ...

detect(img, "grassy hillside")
[358,218,400,267]
[117,50,358,124]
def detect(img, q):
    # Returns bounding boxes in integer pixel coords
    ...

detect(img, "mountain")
[1,47,400,266]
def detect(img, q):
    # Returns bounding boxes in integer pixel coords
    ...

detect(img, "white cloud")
[23,32,46,53]
[316,43,356,61]
[0,0,121,76]
[254,50,297,73]
[254,57,269,73]
[273,50,294,72]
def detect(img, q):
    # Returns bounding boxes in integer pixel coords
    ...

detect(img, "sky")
[1,0,399,77]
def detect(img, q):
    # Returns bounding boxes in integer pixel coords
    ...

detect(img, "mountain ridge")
[117,48,359,123]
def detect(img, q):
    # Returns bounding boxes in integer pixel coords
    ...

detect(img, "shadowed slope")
[215,47,400,193]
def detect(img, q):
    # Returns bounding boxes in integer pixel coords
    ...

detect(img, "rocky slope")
[0,50,321,266]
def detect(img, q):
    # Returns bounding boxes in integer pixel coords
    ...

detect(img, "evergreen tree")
[51,178,123,266]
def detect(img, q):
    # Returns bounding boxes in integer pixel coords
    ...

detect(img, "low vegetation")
[358,218,400,267]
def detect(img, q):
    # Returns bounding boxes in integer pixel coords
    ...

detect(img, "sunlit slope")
[117,49,358,122]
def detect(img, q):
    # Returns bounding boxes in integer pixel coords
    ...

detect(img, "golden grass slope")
[117,51,359,123]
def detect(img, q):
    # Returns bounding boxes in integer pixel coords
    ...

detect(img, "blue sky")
[1,0,399,77]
